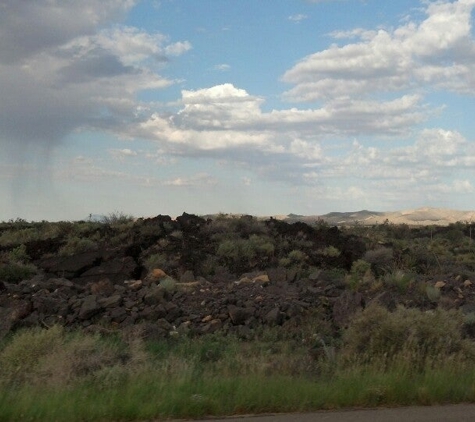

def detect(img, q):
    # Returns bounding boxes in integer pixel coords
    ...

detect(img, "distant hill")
[283,207,475,226]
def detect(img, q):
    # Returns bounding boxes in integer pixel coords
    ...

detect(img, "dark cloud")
[0,0,135,63]
[59,48,137,83]
[0,0,185,219]
[0,0,174,147]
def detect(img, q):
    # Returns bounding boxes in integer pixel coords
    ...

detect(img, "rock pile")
[2,213,475,340]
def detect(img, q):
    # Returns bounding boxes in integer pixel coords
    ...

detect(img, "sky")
[2,0,475,221]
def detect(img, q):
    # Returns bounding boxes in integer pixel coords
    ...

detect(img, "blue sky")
[2,0,475,221]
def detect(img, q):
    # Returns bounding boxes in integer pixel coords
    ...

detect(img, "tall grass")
[1,306,475,421]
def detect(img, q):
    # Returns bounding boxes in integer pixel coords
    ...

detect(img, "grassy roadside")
[2,368,475,421]
[2,305,475,421]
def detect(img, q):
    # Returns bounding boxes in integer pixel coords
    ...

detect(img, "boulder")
[228,305,254,325]
[99,294,123,308]
[0,300,33,339]
[180,270,195,283]
[76,256,137,285]
[38,250,103,278]
[267,267,287,284]
[79,295,102,320]
[143,285,167,306]
[264,307,285,326]
[109,307,127,323]
[144,268,167,285]
[90,279,115,295]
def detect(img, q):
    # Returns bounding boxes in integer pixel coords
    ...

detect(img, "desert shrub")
[101,211,134,225]
[425,284,441,303]
[278,257,292,267]
[287,249,307,263]
[144,253,168,271]
[36,331,126,387]
[0,228,40,247]
[438,227,466,244]
[319,246,341,257]
[8,244,30,263]
[249,234,275,256]
[0,326,130,388]
[0,325,64,385]
[199,256,219,276]
[0,262,37,283]
[405,244,439,273]
[160,276,177,293]
[340,305,475,371]
[58,236,99,256]
[139,224,163,238]
[363,247,393,275]
[216,235,275,273]
[350,259,371,277]
[0,244,37,283]
[382,269,413,293]
[346,259,373,289]
[205,215,269,241]
[170,230,183,240]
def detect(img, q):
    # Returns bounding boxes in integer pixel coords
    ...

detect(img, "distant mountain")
[283,207,475,226]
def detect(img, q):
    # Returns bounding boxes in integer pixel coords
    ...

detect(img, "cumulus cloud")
[129,82,429,162]
[283,0,475,101]
[3,0,474,219]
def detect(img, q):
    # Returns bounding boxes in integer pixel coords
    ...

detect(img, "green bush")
[347,259,373,289]
[0,228,40,247]
[101,211,134,225]
[320,246,341,257]
[144,253,168,271]
[340,305,475,371]
[58,237,98,256]
[363,247,393,275]
[382,269,413,293]
[0,262,37,283]
[0,325,64,384]
[0,326,130,388]
[8,244,30,263]
[159,276,177,293]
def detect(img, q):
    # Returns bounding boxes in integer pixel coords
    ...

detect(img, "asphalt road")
[191,404,475,422]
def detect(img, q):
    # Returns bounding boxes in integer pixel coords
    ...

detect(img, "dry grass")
[2,307,475,421]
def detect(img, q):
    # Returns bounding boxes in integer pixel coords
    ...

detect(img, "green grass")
[1,368,475,421]
[2,306,475,421]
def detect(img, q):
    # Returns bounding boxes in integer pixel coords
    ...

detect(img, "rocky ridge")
[1,213,475,340]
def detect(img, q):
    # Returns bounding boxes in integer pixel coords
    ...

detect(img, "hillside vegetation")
[2,213,475,420]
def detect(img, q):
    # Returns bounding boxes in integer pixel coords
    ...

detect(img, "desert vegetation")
[2,213,475,420]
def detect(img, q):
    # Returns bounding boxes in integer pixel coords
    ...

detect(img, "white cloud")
[129,83,427,163]
[94,27,191,65]
[177,84,264,128]
[283,0,475,101]
[453,179,474,193]
[214,64,231,71]
[162,173,218,187]
[165,41,193,56]
[109,148,138,160]
[3,0,475,219]
[289,14,308,23]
